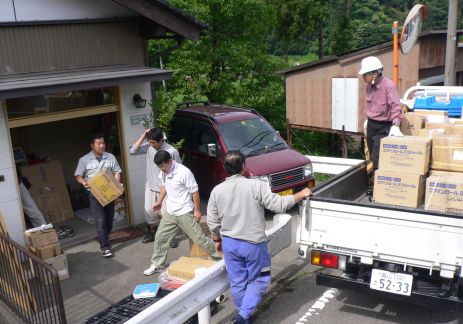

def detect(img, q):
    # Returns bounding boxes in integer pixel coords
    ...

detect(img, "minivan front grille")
[270,167,304,188]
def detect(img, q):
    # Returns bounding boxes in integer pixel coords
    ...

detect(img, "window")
[5,87,116,119]
[191,121,218,156]
[218,117,286,157]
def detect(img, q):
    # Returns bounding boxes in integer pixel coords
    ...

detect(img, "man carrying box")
[75,133,122,258]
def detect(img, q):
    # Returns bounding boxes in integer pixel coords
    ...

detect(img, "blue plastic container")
[413,96,463,117]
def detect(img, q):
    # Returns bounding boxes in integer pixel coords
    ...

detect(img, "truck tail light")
[321,254,339,269]
[311,250,321,265]
[311,250,340,269]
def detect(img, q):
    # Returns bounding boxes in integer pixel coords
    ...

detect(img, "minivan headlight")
[303,163,313,178]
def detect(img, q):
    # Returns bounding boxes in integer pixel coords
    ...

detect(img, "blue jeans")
[89,194,114,251]
[222,236,271,320]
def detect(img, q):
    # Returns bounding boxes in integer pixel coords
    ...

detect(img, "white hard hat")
[358,56,383,75]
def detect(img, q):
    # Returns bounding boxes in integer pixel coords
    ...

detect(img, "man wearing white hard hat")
[359,56,403,187]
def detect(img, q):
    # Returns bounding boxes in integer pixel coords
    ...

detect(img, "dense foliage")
[149,0,459,157]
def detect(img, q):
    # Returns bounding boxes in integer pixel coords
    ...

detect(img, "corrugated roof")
[0,65,172,99]
[281,29,463,76]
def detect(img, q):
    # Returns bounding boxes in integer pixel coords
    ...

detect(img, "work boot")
[169,238,179,248]
[142,225,156,244]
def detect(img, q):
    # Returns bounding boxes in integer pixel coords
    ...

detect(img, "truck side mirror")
[207,143,217,157]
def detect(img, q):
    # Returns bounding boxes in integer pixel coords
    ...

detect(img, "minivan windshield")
[218,117,287,157]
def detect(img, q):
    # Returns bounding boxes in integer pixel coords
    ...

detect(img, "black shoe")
[169,239,179,248]
[230,314,251,324]
[142,231,155,244]
[102,249,113,258]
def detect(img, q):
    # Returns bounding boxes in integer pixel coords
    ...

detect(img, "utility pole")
[444,0,458,86]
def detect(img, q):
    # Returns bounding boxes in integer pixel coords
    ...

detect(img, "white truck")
[298,161,463,307]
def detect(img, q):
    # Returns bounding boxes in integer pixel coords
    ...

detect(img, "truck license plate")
[278,189,293,196]
[370,269,413,296]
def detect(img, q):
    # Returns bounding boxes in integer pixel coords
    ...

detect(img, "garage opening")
[5,87,129,247]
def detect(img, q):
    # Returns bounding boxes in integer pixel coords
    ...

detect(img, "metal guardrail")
[307,155,363,175]
[0,232,66,324]
[126,214,293,324]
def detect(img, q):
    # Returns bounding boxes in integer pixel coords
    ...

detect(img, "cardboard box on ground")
[20,161,74,223]
[168,256,216,281]
[189,216,211,258]
[87,169,124,206]
[25,227,69,280]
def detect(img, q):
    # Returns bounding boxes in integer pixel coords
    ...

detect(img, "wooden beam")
[7,105,119,128]
[113,0,204,41]
[289,123,363,137]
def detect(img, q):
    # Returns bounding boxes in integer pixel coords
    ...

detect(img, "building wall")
[286,45,420,133]
[0,0,135,23]
[0,21,145,74]
[0,102,25,245]
[119,83,153,225]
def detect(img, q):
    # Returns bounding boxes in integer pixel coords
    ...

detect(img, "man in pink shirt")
[359,56,403,187]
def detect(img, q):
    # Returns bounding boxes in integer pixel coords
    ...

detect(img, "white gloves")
[363,120,368,134]
[389,125,404,137]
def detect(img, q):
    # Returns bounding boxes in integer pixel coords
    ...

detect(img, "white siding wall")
[0,102,25,245]
[331,78,359,132]
[119,83,153,225]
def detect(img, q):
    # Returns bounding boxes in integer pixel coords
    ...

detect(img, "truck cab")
[169,103,314,195]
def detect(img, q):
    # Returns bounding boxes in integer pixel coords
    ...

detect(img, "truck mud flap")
[316,272,463,310]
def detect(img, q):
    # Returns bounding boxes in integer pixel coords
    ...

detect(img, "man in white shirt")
[129,127,181,247]
[143,150,218,275]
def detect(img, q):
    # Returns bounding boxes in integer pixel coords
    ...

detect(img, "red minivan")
[169,103,315,195]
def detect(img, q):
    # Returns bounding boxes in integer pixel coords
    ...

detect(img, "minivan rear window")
[218,117,287,157]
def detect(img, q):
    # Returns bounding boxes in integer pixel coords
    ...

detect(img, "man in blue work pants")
[222,237,271,321]
[207,151,311,323]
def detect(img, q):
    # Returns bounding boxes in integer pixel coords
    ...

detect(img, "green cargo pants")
[150,210,215,267]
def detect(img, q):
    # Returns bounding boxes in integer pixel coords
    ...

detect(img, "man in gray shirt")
[130,128,181,246]
[207,151,311,323]
[75,133,122,258]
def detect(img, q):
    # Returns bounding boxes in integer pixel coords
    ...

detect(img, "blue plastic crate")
[412,96,463,117]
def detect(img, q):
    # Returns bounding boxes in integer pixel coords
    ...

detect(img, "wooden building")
[281,30,463,143]
[0,0,205,245]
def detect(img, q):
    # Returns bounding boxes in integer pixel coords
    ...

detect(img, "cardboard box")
[25,228,59,248]
[20,161,67,186]
[449,118,463,125]
[425,174,463,214]
[87,169,124,206]
[189,216,212,258]
[30,243,62,260]
[418,128,445,138]
[429,169,463,177]
[445,124,463,135]
[431,135,463,172]
[400,113,424,136]
[168,257,216,281]
[378,136,432,175]
[21,161,74,221]
[374,170,426,208]
[45,253,69,280]
[414,109,449,124]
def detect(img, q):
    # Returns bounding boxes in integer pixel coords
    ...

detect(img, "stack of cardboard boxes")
[20,161,74,223]
[374,136,431,208]
[375,109,463,214]
[25,227,69,280]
